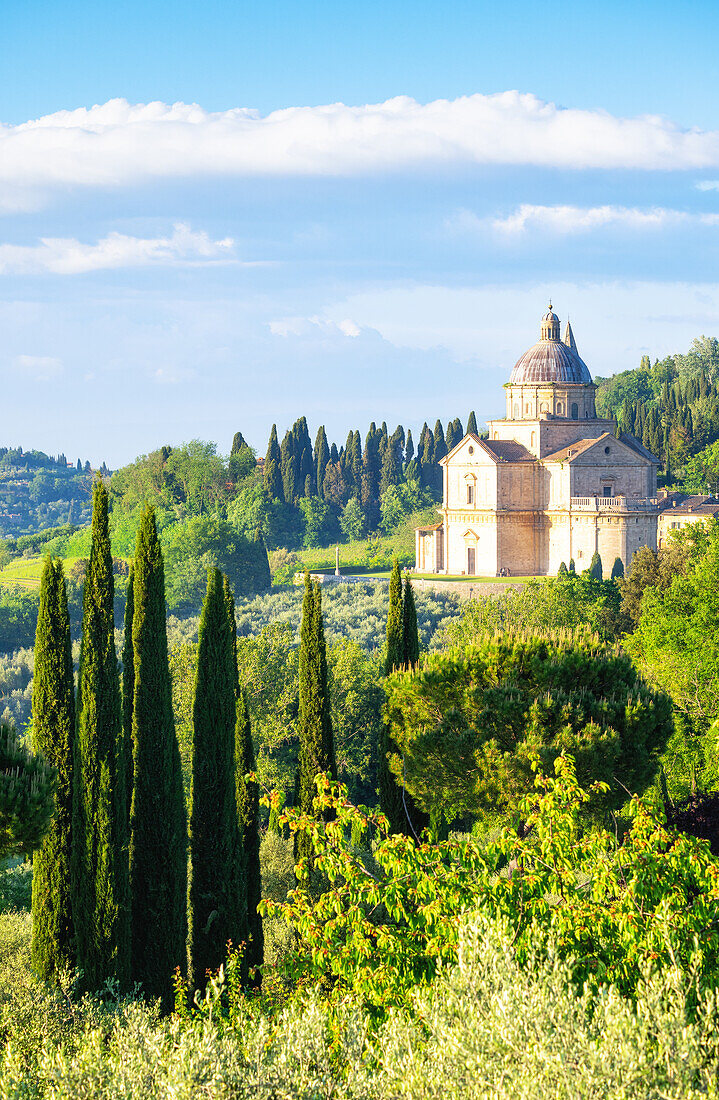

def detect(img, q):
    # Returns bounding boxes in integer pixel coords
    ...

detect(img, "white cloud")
[0,223,236,274]
[3,93,719,208]
[269,315,360,338]
[696,180,719,191]
[451,204,719,236]
[13,355,63,380]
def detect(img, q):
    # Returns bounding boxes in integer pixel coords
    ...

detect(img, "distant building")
[416,305,662,576]
[656,491,719,547]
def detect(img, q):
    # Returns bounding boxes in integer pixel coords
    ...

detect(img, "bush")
[162,514,270,614]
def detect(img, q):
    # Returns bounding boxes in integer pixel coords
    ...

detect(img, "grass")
[0,556,85,590]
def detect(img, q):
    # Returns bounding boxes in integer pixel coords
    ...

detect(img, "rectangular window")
[603,486,612,497]
[467,484,474,505]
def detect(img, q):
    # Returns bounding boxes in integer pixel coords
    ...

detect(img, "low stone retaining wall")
[294,572,527,601]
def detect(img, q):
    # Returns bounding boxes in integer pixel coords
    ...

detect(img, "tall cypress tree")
[129,505,187,1008]
[231,431,247,455]
[402,576,419,666]
[314,426,330,501]
[31,557,75,981]
[280,430,297,504]
[188,568,246,995]
[264,425,283,500]
[405,429,415,468]
[72,479,130,991]
[379,561,426,838]
[467,410,478,435]
[121,563,135,828]
[295,574,335,868]
[223,577,263,983]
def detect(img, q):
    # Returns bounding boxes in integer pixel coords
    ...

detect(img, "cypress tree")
[314,427,330,501]
[72,479,130,991]
[379,437,402,493]
[379,560,407,834]
[379,562,428,838]
[231,431,247,455]
[588,551,603,581]
[558,561,568,576]
[280,431,297,503]
[223,577,263,983]
[295,574,335,869]
[188,568,246,995]
[31,557,75,981]
[402,575,419,666]
[129,505,187,1008]
[467,410,478,435]
[121,563,134,827]
[264,425,283,500]
[405,429,415,468]
[611,556,625,580]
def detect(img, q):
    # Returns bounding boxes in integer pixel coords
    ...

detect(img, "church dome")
[510,306,592,385]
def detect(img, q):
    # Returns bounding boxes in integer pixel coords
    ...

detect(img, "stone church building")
[415,306,661,577]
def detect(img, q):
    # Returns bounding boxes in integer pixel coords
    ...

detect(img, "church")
[415,306,661,577]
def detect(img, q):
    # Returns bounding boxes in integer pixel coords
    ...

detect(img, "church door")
[467,547,476,575]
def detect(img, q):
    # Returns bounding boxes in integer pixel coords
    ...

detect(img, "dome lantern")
[540,303,560,341]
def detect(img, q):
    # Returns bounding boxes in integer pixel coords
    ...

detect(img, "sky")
[2,0,719,466]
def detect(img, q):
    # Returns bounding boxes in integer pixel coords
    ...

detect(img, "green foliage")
[339,497,365,541]
[610,555,625,579]
[0,585,40,654]
[401,577,419,667]
[297,496,334,548]
[441,573,628,647]
[128,506,187,1007]
[0,721,56,860]
[379,480,433,534]
[0,858,32,912]
[295,575,335,870]
[188,568,246,995]
[587,550,603,580]
[72,480,130,992]
[162,513,270,614]
[386,633,673,824]
[628,520,719,796]
[31,557,75,980]
[379,560,412,835]
[267,756,719,1012]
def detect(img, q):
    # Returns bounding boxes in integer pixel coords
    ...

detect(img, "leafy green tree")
[163,514,270,613]
[628,523,719,796]
[30,558,74,980]
[188,568,246,995]
[0,722,56,859]
[385,633,672,826]
[298,496,332,548]
[295,574,335,869]
[228,443,256,484]
[72,480,130,991]
[128,506,187,1008]
[339,498,365,541]
[619,541,692,628]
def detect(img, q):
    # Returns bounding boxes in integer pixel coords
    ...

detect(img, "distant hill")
[595,336,719,487]
[0,448,103,538]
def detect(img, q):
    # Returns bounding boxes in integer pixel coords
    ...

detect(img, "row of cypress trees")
[263,413,480,508]
[30,481,261,1006]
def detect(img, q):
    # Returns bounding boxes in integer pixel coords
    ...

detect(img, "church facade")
[415,306,661,577]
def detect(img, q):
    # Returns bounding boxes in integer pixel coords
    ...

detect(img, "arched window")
[531,431,537,448]
[557,402,564,415]
[571,402,578,420]
[540,402,548,413]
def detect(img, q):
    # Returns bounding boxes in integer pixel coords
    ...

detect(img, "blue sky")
[1,0,719,465]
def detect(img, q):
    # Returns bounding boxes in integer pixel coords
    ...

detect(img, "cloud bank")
[0,223,235,274]
[4,92,719,207]
[457,204,719,235]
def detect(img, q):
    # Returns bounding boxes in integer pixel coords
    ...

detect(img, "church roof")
[510,306,592,385]
[542,434,613,463]
[481,439,535,462]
